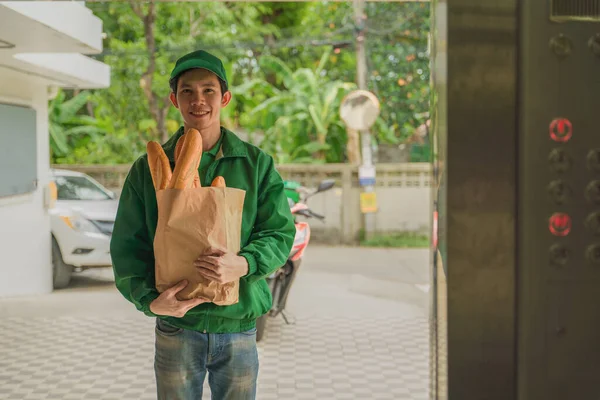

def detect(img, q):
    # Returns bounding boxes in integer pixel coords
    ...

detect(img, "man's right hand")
[149,280,209,318]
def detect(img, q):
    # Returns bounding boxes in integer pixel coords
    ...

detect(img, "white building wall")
[0,72,52,297]
[0,1,109,297]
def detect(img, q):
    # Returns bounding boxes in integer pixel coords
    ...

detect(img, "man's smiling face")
[170,68,231,133]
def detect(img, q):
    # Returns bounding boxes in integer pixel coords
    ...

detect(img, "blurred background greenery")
[50,1,430,165]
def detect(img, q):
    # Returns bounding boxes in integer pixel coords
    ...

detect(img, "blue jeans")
[154,318,259,400]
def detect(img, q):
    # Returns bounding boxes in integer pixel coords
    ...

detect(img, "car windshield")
[55,175,111,201]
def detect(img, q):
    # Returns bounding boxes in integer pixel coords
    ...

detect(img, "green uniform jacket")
[110,127,296,333]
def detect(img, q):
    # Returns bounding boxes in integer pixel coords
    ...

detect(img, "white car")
[50,169,118,288]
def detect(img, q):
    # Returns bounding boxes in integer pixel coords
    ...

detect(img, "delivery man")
[110,49,296,400]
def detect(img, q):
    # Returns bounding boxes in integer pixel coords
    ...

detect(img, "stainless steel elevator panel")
[518,0,600,398]
[431,0,600,398]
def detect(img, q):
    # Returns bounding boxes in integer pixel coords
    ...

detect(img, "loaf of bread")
[192,175,201,188]
[147,141,172,190]
[211,176,226,187]
[175,135,184,161]
[169,129,203,189]
[174,133,201,188]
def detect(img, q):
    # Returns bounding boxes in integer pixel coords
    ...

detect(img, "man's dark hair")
[169,73,228,97]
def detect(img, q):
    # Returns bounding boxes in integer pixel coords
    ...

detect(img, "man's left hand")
[194,247,249,284]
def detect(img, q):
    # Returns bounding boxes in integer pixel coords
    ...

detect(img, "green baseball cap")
[169,50,228,88]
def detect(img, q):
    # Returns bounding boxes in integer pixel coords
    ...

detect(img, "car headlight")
[60,215,102,234]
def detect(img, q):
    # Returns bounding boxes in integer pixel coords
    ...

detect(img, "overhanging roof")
[0,2,109,89]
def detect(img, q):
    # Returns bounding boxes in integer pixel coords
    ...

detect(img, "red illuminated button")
[549,213,572,236]
[550,118,572,142]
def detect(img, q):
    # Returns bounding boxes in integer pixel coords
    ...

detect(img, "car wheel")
[52,236,72,289]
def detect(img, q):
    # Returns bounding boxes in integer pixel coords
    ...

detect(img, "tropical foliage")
[51,2,430,164]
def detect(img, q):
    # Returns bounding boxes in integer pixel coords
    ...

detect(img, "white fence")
[53,163,433,245]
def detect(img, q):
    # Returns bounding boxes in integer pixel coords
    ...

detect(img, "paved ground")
[0,246,430,400]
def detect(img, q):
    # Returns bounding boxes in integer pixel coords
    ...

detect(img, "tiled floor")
[0,246,431,400]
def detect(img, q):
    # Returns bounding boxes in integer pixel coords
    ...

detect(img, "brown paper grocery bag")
[153,186,246,306]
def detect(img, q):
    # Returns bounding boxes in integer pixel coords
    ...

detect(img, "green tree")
[49,89,105,163]
[89,1,278,143]
[365,2,431,145]
[75,2,431,165]
[248,50,356,163]
[286,1,431,147]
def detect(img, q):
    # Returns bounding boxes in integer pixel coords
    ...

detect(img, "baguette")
[147,141,172,190]
[211,176,226,187]
[174,135,184,161]
[175,135,202,188]
[192,175,201,188]
[175,134,201,188]
[169,129,203,189]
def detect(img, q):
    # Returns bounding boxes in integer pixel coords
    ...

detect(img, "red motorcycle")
[256,179,335,342]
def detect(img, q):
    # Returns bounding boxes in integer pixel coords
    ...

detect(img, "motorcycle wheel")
[256,314,268,342]
[256,276,279,342]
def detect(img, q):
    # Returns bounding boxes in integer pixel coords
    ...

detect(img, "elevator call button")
[549,213,572,236]
[548,180,572,204]
[548,149,572,173]
[586,244,600,266]
[585,212,600,236]
[550,118,572,143]
[549,244,570,266]
[587,149,600,173]
[586,181,600,204]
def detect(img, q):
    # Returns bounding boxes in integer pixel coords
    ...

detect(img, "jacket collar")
[163,126,247,162]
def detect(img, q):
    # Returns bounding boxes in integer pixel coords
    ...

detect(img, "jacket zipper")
[204,159,221,187]
[204,309,210,333]
[202,159,219,334]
